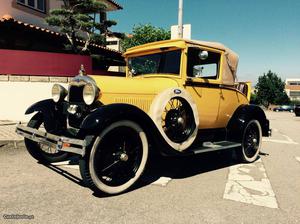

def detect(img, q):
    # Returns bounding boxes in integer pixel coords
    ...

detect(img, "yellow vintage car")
[16,39,271,195]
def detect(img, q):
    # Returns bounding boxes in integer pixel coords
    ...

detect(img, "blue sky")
[109,0,300,83]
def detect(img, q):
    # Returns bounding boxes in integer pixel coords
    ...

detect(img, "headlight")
[52,84,68,103]
[83,83,100,105]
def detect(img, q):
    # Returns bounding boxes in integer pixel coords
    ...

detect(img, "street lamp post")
[178,0,183,38]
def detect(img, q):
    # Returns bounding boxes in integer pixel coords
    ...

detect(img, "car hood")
[89,75,180,109]
[90,75,180,95]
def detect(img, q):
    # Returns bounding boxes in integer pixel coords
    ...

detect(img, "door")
[184,46,222,129]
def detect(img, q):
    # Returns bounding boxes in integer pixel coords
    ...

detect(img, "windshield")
[128,50,181,76]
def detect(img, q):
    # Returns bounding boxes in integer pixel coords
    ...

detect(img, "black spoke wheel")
[162,97,196,143]
[240,119,262,162]
[81,120,148,195]
[24,113,70,164]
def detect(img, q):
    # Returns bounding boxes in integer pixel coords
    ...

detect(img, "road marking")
[281,134,296,143]
[223,159,278,209]
[51,161,79,170]
[151,177,172,187]
[263,133,298,145]
[296,157,300,163]
[51,161,70,166]
[61,165,79,170]
[262,139,298,145]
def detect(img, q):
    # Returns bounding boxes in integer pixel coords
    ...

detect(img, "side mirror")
[198,51,208,60]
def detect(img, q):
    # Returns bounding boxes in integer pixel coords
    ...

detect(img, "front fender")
[78,103,176,155]
[79,103,157,134]
[25,99,55,115]
[25,99,66,131]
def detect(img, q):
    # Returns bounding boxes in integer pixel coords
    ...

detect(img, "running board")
[190,141,241,155]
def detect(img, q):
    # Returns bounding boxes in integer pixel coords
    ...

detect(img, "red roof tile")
[0,15,122,55]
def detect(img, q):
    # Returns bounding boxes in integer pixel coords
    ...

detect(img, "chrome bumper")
[16,124,86,156]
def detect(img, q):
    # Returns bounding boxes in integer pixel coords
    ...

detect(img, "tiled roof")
[1,14,62,36]
[106,0,123,10]
[0,14,122,55]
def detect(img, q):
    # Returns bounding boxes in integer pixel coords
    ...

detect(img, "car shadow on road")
[95,150,245,197]
[40,150,249,198]
[41,162,85,187]
[136,150,239,188]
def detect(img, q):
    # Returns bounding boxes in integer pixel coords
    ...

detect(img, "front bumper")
[16,124,86,156]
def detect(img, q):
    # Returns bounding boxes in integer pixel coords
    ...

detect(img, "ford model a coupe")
[16,39,271,195]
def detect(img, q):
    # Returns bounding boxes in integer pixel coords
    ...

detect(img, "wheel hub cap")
[120,153,129,162]
[177,117,184,125]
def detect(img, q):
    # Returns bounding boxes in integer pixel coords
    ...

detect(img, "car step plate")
[191,141,241,154]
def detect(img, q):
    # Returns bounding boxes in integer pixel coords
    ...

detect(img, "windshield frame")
[127,48,183,77]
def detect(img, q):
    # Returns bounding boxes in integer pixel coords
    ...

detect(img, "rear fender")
[227,104,270,141]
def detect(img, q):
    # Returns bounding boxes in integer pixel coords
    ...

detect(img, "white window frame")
[16,0,46,13]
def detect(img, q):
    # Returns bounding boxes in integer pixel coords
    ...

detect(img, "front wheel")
[24,113,71,164]
[238,119,262,163]
[80,120,148,195]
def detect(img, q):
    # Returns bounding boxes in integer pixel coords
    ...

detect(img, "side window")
[187,47,220,79]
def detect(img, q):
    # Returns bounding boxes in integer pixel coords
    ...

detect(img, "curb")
[0,122,18,126]
[0,140,24,149]
[0,122,27,126]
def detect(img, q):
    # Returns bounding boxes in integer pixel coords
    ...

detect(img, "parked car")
[16,39,271,195]
[273,105,294,112]
[295,105,300,116]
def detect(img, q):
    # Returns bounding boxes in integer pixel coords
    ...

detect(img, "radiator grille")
[68,85,86,128]
[69,85,84,103]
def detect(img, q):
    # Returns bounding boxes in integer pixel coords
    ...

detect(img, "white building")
[285,78,300,101]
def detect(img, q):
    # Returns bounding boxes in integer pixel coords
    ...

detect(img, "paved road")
[1,111,300,224]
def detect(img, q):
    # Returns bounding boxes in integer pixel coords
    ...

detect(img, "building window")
[287,81,300,86]
[17,0,46,13]
[107,41,119,46]
[290,91,300,97]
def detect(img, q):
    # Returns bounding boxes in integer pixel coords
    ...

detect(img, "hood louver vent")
[114,98,152,112]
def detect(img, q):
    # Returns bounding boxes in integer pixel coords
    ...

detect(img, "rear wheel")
[239,119,262,163]
[80,120,148,195]
[24,113,70,164]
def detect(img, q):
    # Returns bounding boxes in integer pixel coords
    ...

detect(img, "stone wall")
[0,75,72,83]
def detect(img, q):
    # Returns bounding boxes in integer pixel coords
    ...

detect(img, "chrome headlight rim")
[83,83,100,105]
[52,84,68,103]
